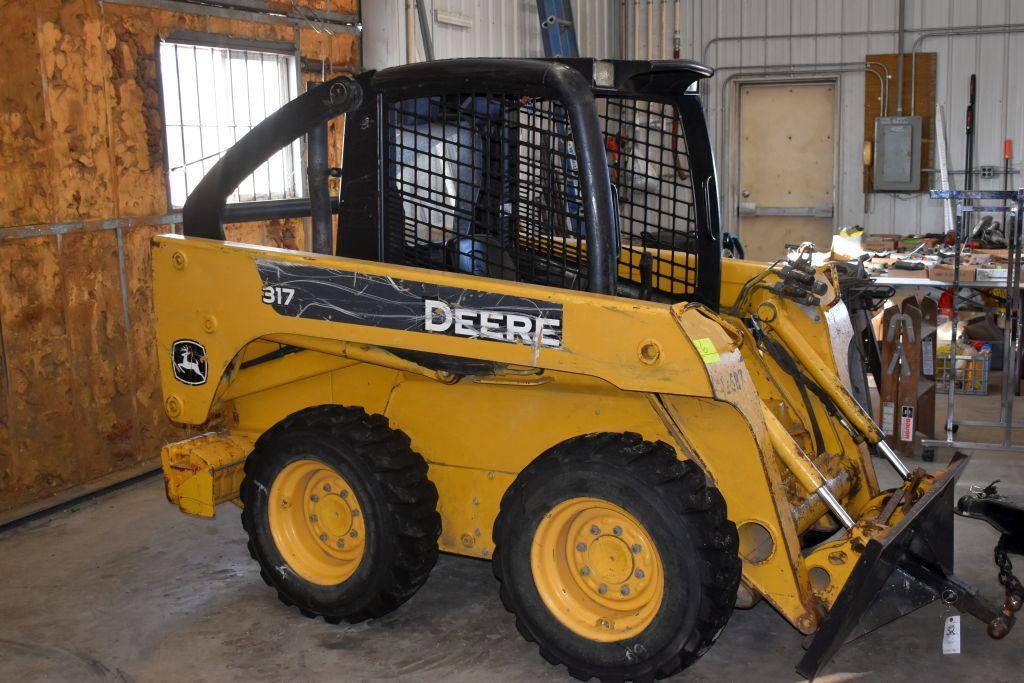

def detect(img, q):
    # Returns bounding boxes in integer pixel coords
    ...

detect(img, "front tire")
[493,433,740,681]
[240,405,440,623]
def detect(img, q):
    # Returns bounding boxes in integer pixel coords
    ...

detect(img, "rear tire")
[240,405,440,622]
[493,433,740,681]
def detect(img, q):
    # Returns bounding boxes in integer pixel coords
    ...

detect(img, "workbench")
[874,275,1022,289]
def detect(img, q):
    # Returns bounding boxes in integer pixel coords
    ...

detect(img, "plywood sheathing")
[863,53,937,193]
[0,0,359,515]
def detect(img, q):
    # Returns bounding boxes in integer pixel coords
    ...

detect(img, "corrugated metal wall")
[362,0,621,68]
[368,0,1023,238]
[674,0,1024,237]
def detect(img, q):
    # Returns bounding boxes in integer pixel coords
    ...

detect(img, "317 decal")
[261,285,295,306]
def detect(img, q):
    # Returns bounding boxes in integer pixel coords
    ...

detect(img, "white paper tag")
[922,340,934,376]
[882,401,895,435]
[942,615,961,654]
[900,406,915,442]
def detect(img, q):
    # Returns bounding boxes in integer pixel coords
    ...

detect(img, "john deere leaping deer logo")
[171,339,208,386]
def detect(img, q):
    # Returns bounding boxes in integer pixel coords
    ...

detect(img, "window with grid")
[159,40,303,209]
[600,98,699,298]
[383,94,588,290]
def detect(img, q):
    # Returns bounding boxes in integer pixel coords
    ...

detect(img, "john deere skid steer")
[154,59,1021,680]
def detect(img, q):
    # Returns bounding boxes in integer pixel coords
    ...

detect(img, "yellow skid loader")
[154,59,1020,680]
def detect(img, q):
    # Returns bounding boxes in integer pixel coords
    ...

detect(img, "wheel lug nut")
[631,544,641,554]
[319,533,328,542]
[349,530,358,538]
[323,483,332,492]
[336,539,345,548]
[599,618,611,629]
[310,493,319,502]
[621,585,630,596]
[590,525,600,535]
[598,584,607,594]
[309,514,318,522]
[635,569,645,579]
[576,542,587,552]
[340,490,348,499]
[580,566,591,576]
[352,509,360,517]
[612,526,622,536]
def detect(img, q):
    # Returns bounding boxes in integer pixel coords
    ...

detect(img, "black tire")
[240,405,440,623]
[493,433,740,682]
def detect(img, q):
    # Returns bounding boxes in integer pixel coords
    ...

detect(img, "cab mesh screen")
[600,97,698,298]
[381,93,699,298]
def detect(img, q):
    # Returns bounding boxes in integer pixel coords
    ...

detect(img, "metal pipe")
[910,24,1024,116]
[865,60,891,116]
[702,29,901,66]
[620,0,628,59]
[405,0,416,64]
[864,65,886,118]
[633,0,641,60]
[660,0,668,59]
[673,0,681,59]
[414,0,434,61]
[305,82,332,255]
[895,0,905,115]
[647,0,654,61]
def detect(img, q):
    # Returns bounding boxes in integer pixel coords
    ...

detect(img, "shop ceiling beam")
[101,0,361,34]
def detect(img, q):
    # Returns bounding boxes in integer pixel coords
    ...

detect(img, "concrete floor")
[1,383,1022,682]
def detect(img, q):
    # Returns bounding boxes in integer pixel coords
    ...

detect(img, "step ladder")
[536,0,579,58]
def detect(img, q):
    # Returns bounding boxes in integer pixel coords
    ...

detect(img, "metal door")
[737,82,837,261]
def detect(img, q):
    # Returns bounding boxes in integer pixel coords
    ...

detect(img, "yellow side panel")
[429,465,514,558]
[229,359,400,436]
[659,395,817,629]
[383,371,677,559]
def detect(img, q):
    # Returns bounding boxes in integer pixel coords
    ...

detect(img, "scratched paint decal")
[255,259,564,349]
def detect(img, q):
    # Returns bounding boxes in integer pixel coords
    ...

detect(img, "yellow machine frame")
[154,233,946,636]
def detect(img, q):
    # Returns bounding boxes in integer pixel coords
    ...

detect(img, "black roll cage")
[180,57,721,305]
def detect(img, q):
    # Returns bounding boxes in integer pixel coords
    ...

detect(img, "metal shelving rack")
[922,189,1024,452]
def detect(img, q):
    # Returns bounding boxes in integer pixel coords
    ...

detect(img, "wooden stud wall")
[862,52,937,194]
[0,0,358,516]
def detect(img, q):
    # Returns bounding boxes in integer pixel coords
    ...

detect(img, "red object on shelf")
[939,289,954,320]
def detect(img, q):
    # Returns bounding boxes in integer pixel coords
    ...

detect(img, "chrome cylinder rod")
[876,439,913,480]
[817,485,856,530]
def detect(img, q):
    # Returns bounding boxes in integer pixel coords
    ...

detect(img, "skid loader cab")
[335,59,721,310]
[157,57,1017,682]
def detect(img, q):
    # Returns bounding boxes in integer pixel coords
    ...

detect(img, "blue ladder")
[537,0,579,58]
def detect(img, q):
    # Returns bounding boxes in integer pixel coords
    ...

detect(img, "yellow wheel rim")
[531,497,664,642]
[268,459,366,586]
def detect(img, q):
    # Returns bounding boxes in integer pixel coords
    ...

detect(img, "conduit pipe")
[910,24,1024,115]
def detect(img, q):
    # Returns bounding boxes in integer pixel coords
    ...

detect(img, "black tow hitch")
[956,480,1024,618]
[796,453,1017,680]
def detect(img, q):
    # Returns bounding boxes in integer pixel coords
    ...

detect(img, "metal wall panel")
[676,0,1022,237]
[362,0,620,69]
[362,1,1020,237]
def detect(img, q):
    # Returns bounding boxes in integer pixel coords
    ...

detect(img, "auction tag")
[942,615,961,654]
[922,340,934,376]
[900,406,915,442]
[881,401,895,435]
[693,337,720,363]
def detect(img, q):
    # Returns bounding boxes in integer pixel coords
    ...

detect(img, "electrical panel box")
[872,116,922,192]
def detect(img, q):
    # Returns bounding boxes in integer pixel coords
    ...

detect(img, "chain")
[995,536,1024,602]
